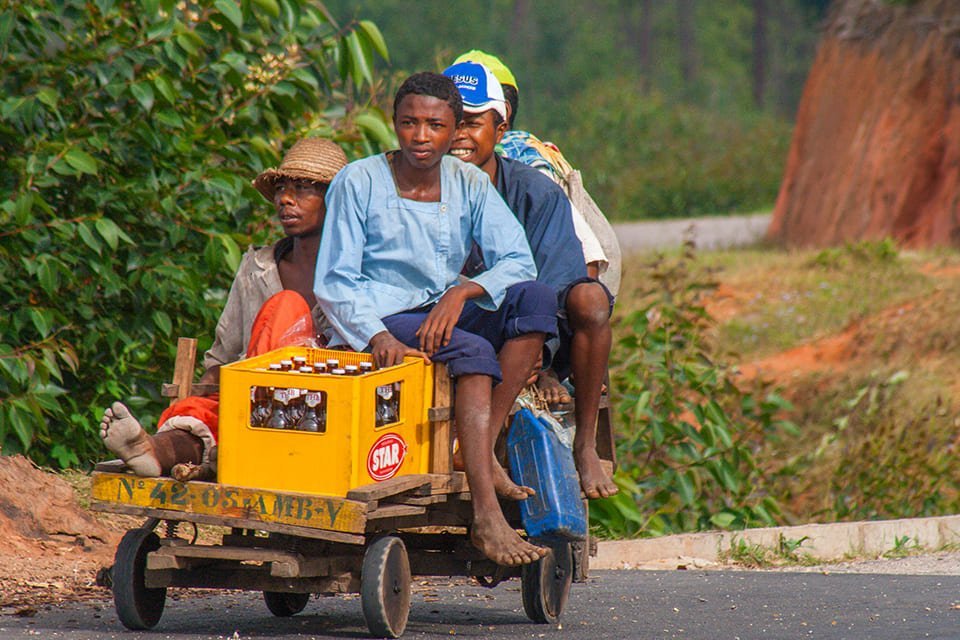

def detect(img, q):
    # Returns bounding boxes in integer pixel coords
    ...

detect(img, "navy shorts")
[547,277,615,381]
[382,281,558,383]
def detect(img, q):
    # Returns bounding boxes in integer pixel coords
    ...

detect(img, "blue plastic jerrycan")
[506,407,587,542]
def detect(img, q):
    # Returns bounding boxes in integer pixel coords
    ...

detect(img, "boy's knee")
[437,331,501,381]
[566,282,612,328]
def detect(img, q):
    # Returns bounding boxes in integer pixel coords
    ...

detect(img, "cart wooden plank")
[91,472,367,535]
[146,544,353,578]
[345,474,433,503]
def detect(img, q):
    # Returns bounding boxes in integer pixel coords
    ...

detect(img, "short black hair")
[393,72,463,123]
[502,83,518,129]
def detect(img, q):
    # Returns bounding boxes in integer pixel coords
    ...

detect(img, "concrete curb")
[593,514,960,570]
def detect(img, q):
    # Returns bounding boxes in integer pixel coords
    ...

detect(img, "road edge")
[593,513,960,570]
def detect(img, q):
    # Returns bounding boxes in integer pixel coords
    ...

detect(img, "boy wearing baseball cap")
[444,61,619,500]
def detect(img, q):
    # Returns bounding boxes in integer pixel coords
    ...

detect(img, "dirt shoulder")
[0,456,131,610]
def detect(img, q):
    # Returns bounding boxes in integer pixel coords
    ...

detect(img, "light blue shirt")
[315,154,537,350]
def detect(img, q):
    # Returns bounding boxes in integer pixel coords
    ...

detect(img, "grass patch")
[720,534,818,568]
[611,240,960,529]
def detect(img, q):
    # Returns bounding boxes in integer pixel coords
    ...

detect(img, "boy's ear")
[494,120,507,145]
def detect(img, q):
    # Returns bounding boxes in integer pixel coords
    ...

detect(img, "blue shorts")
[382,281,558,383]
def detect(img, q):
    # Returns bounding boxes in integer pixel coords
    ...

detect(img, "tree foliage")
[0,0,391,467]
[326,0,825,219]
[563,85,793,218]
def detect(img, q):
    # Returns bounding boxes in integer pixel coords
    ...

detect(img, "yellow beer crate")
[218,347,433,497]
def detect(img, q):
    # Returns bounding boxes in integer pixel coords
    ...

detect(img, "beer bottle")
[280,359,294,372]
[359,361,373,374]
[376,383,399,426]
[286,387,305,426]
[267,387,291,429]
[313,362,327,374]
[344,364,359,376]
[249,386,272,427]
[299,390,326,432]
[298,366,314,375]
[326,358,340,370]
[293,355,308,370]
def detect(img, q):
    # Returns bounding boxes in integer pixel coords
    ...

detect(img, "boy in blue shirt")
[314,73,556,566]
[443,61,618,500]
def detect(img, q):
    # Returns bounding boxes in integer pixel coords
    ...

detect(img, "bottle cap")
[299,366,313,374]
[331,368,346,375]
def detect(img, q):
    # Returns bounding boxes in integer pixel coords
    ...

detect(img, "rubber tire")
[263,591,310,617]
[360,536,411,638]
[113,527,166,630]
[521,542,573,624]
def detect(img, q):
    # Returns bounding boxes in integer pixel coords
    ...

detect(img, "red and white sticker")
[366,433,408,481]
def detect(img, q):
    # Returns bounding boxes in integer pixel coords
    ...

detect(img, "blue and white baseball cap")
[442,61,508,122]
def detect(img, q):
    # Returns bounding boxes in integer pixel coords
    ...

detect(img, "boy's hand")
[369,331,429,369]
[417,287,469,355]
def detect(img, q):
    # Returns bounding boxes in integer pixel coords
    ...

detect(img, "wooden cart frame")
[92,338,615,637]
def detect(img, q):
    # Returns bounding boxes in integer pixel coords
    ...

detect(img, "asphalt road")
[3,569,958,640]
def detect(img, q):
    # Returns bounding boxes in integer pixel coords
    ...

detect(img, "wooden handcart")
[91,338,615,638]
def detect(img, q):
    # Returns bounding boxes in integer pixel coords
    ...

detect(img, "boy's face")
[393,94,459,171]
[449,110,506,172]
[273,178,327,237]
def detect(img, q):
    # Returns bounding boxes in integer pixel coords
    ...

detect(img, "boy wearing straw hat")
[99,137,347,480]
[314,72,556,567]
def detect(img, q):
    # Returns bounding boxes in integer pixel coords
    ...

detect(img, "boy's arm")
[416,281,486,355]
[466,181,537,309]
[519,182,587,295]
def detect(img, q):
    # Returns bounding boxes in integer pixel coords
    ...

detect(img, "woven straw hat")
[253,137,348,202]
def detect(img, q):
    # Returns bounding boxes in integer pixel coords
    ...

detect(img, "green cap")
[453,50,517,92]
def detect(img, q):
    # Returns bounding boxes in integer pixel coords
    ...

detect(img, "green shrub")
[776,369,960,522]
[0,0,391,468]
[562,86,792,220]
[592,242,796,538]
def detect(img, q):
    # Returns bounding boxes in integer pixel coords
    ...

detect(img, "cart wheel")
[263,591,310,617]
[521,542,573,624]
[113,527,166,630]
[361,535,411,638]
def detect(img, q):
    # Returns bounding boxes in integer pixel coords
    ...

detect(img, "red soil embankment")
[767,0,960,248]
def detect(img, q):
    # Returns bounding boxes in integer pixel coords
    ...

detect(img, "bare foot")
[575,447,618,499]
[99,401,161,477]
[535,368,572,405]
[493,463,535,500]
[471,512,547,566]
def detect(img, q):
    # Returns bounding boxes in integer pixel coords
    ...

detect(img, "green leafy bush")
[592,242,796,537]
[775,369,960,522]
[563,86,792,220]
[0,0,391,467]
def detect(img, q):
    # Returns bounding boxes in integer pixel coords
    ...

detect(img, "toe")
[110,401,130,419]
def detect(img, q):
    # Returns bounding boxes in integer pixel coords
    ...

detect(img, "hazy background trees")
[328,0,828,219]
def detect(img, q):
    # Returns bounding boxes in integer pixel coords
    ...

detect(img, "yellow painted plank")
[91,473,367,534]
